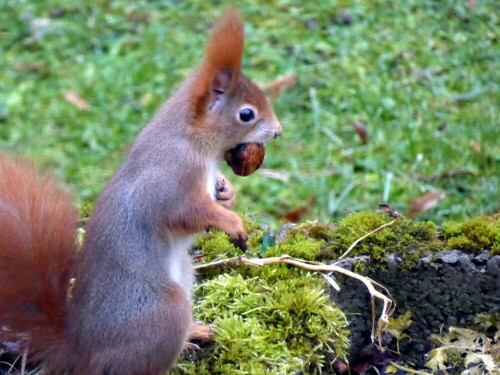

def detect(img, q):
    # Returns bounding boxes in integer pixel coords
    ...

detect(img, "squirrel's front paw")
[227,216,248,251]
[228,227,248,251]
[215,175,236,209]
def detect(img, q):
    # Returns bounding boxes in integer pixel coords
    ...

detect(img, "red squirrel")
[0,8,281,375]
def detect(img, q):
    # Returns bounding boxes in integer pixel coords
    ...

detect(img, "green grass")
[0,0,498,227]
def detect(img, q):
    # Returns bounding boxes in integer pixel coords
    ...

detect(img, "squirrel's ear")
[192,8,244,119]
[210,68,233,105]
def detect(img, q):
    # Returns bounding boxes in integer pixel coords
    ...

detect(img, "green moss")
[240,214,266,251]
[266,232,322,260]
[193,215,268,264]
[252,212,445,269]
[352,261,366,274]
[175,271,349,374]
[293,221,336,241]
[78,201,94,219]
[193,230,241,261]
[442,214,500,255]
[323,212,442,268]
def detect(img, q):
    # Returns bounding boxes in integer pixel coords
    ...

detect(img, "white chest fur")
[166,162,217,288]
[206,161,217,201]
[168,235,195,286]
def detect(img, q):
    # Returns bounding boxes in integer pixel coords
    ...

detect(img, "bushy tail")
[0,155,78,365]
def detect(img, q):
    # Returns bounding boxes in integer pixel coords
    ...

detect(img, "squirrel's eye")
[239,108,255,123]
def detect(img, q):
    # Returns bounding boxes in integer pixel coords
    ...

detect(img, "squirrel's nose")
[273,122,283,139]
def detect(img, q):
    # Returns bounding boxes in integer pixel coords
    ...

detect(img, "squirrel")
[0,8,281,375]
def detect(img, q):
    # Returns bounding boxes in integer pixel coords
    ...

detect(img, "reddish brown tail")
[0,155,78,366]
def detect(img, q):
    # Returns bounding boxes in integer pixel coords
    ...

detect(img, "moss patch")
[175,271,349,374]
[266,231,323,260]
[325,212,442,267]
[442,214,500,255]
[265,212,443,269]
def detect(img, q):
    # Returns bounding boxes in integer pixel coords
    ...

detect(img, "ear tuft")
[191,8,245,122]
[205,7,244,75]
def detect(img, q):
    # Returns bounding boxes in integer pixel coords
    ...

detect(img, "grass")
[0,0,498,227]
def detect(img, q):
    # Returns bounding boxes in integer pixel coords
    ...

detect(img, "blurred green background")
[1,0,498,227]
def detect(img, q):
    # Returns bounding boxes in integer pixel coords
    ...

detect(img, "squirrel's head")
[189,8,282,153]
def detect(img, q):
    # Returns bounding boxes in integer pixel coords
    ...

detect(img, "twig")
[337,219,397,261]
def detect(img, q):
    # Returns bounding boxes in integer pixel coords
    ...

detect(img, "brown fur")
[0,8,281,375]
[0,155,77,364]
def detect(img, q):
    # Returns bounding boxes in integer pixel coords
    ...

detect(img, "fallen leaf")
[64,90,90,110]
[385,364,399,373]
[408,191,445,218]
[426,348,448,371]
[282,196,316,223]
[352,120,368,145]
[262,73,298,100]
[388,311,413,341]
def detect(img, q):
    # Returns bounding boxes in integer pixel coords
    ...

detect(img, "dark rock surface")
[330,250,500,364]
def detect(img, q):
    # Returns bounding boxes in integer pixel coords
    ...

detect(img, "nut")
[224,143,265,176]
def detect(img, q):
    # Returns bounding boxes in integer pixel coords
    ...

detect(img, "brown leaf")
[262,73,298,100]
[352,120,368,145]
[408,191,445,218]
[282,196,316,223]
[64,90,90,110]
